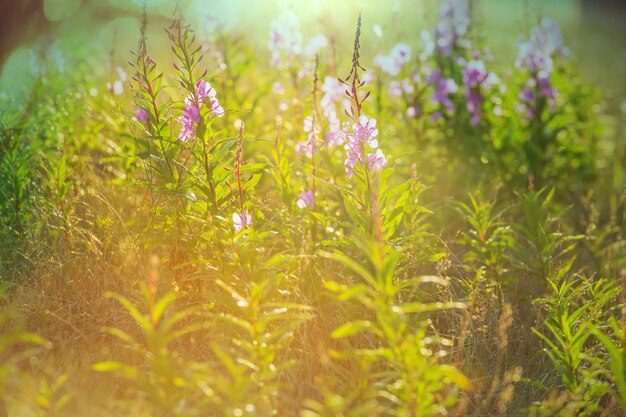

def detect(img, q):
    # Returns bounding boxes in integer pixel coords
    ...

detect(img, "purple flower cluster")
[296,115,321,158]
[432,0,471,57]
[419,1,469,122]
[373,43,412,77]
[388,78,414,98]
[268,12,328,70]
[516,18,568,119]
[373,1,469,123]
[461,55,501,125]
[294,76,352,211]
[296,190,315,209]
[373,43,427,118]
[268,12,303,67]
[426,69,458,121]
[320,76,350,147]
[320,76,349,113]
[417,1,502,125]
[516,18,568,73]
[366,149,387,171]
[343,115,387,178]
[178,80,224,142]
[133,108,149,125]
[324,110,342,147]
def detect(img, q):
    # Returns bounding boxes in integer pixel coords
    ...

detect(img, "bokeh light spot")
[44,0,82,21]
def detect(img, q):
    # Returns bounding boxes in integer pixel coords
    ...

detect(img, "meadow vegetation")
[0,1,624,416]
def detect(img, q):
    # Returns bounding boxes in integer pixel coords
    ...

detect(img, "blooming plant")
[178,80,224,142]
[515,18,568,119]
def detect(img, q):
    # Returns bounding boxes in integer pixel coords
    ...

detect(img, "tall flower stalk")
[167,3,224,209]
[310,57,320,212]
[339,14,387,185]
[130,2,174,183]
[515,18,569,181]
[338,13,387,234]
[232,122,252,233]
[296,56,321,213]
[234,122,245,213]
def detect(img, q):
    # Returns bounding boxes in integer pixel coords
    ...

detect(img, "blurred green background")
[1,0,625,112]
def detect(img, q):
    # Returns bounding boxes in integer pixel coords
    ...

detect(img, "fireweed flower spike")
[324,110,343,147]
[344,115,382,178]
[296,56,322,214]
[339,13,387,180]
[129,3,177,180]
[419,2,502,125]
[421,0,471,122]
[515,18,567,119]
[433,0,471,56]
[178,80,224,142]
[194,80,225,117]
[427,69,458,120]
[296,115,320,158]
[167,7,224,142]
[319,77,349,146]
[461,56,501,125]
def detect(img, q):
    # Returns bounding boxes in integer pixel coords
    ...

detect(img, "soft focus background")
[1,0,626,110]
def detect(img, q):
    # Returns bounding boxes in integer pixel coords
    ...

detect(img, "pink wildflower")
[388,78,414,97]
[232,209,252,232]
[352,115,379,149]
[320,76,350,116]
[390,43,412,65]
[133,108,149,124]
[268,11,303,67]
[296,190,315,209]
[374,43,412,77]
[178,80,224,142]
[193,80,224,117]
[366,149,388,171]
[296,115,320,158]
[324,110,343,146]
[343,115,386,179]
